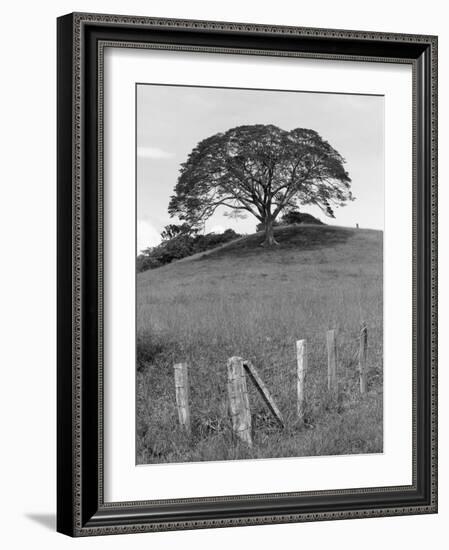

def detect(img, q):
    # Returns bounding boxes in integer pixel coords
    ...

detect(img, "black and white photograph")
[136,83,384,465]
[50,1,443,539]
[1,1,442,545]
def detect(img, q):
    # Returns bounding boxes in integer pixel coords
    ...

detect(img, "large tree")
[168,124,353,246]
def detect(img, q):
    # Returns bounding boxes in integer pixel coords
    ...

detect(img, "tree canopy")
[168,124,353,245]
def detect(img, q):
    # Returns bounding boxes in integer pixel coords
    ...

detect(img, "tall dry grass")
[136,225,383,464]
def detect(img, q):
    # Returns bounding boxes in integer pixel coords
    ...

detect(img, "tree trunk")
[262,216,278,246]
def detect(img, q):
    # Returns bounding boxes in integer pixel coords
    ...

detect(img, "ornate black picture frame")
[57,12,438,537]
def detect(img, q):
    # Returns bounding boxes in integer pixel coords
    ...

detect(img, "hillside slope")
[137,224,383,464]
[138,224,380,277]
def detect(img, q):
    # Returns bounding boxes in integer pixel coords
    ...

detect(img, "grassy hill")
[136,224,383,464]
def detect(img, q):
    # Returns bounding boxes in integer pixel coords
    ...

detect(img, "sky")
[137,84,384,253]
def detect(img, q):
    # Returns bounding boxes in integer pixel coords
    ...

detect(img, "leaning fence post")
[359,323,368,394]
[174,363,191,434]
[296,340,307,422]
[243,361,284,428]
[326,330,338,396]
[227,356,252,447]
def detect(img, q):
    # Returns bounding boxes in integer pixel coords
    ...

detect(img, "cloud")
[137,220,161,253]
[137,146,174,160]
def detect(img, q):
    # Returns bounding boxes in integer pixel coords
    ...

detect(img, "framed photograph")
[57,12,438,536]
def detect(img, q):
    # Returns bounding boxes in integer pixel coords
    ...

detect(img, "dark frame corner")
[57,12,437,537]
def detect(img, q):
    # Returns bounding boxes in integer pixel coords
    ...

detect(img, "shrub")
[281,210,324,225]
[137,228,242,273]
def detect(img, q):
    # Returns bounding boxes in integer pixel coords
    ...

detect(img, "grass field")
[136,224,383,464]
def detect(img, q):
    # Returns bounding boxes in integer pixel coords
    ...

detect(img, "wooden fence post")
[296,340,307,422]
[359,323,368,394]
[174,363,191,434]
[243,361,284,428]
[326,330,338,396]
[227,356,252,447]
